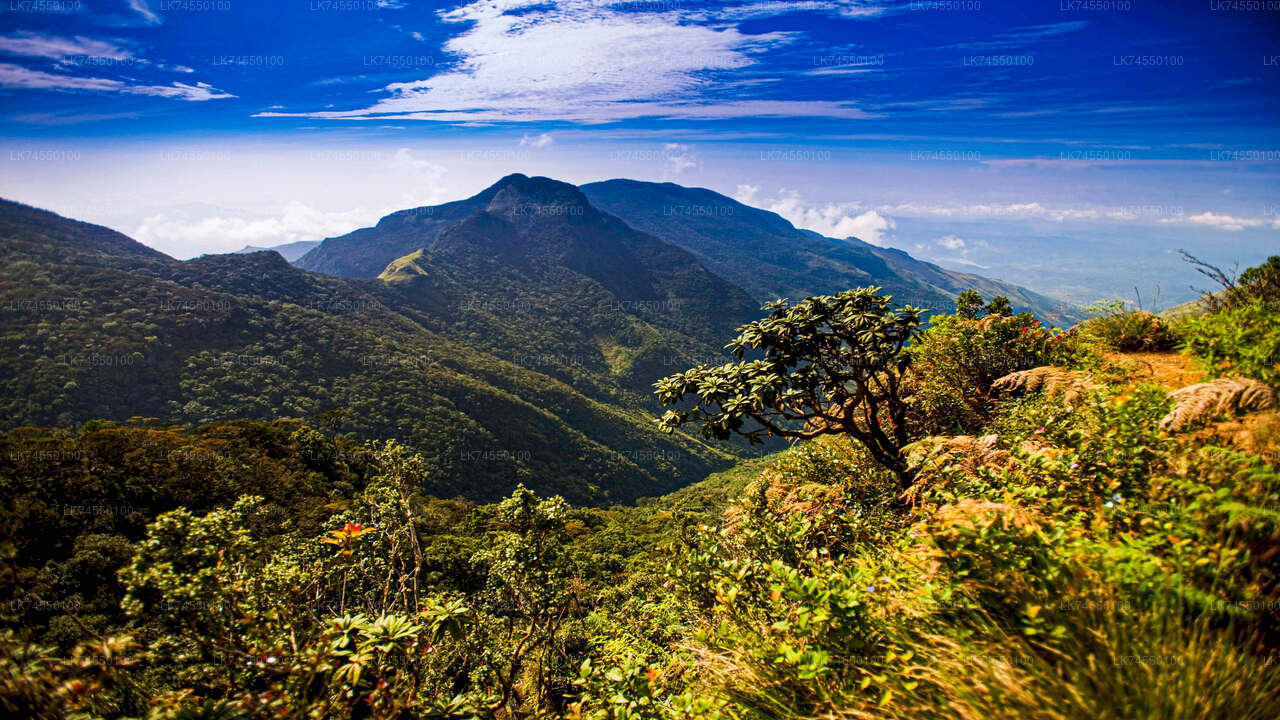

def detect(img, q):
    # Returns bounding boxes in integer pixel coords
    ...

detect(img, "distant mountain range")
[298,174,1081,324]
[233,240,320,262]
[0,173,1081,504]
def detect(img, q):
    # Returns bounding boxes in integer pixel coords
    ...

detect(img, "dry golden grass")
[1158,377,1277,432]
[991,367,1099,404]
[900,435,1021,506]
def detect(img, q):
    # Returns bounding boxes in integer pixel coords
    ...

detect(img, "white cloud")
[389,148,448,181]
[663,143,696,178]
[256,0,875,124]
[836,210,895,244]
[695,1,894,21]
[936,234,965,250]
[1166,211,1266,232]
[880,200,1280,230]
[0,32,133,62]
[128,0,162,25]
[737,187,896,244]
[134,202,383,256]
[878,200,1101,222]
[519,132,554,148]
[0,63,233,100]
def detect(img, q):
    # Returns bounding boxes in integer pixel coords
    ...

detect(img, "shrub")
[908,312,1092,435]
[669,481,922,718]
[1080,301,1177,352]
[1181,297,1280,387]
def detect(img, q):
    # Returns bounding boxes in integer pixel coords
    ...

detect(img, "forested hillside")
[0,197,746,504]
[580,179,1080,324]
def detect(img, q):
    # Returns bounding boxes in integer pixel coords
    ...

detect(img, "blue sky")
[1,0,1277,305]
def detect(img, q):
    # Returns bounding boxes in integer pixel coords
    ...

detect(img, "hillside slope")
[0,198,740,504]
[580,178,1081,324]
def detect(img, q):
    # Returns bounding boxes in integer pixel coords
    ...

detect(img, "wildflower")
[866,585,876,593]
[322,521,375,555]
[1070,463,1080,470]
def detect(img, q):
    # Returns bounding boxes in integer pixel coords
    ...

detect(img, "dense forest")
[3,253,1277,719]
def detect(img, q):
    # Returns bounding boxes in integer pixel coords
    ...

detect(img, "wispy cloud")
[927,21,1088,53]
[389,148,448,182]
[880,200,1280,230]
[257,0,875,124]
[127,0,162,26]
[11,110,140,125]
[0,63,233,101]
[0,32,133,63]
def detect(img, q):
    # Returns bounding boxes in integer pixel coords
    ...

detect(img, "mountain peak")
[483,175,592,220]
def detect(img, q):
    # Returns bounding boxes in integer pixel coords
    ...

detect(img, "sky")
[0,0,1277,306]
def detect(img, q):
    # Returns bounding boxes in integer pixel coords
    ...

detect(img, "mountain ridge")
[295,175,1080,324]
[579,178,1081,324]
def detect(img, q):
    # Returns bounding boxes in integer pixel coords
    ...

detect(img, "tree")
[955,289,984,319]
[654,287,924,488]
[1238,255,1280,307]
[985,295,1013,317]
[474,485,584,715]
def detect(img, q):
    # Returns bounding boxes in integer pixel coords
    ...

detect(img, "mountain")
[298,176,1078,324]
[294,187,502,278]
[579,179,1082,324]
[372,175,760,390]
[0,197,743,505]
[233,240,320,262]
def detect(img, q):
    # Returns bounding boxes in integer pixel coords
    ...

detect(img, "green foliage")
[908,311,1091,435]
[0,631,145,720]
[1081,300,1177,351]
[1187,252,1280,314]
[1,236,1276,720]
[955,289,984,319]
[952,290,1014,321]
[984,295,1013,317]
[657,287,923,485]
[1181,296,1280,386]
[1237,255,1280,306]
[4,357,1278,719]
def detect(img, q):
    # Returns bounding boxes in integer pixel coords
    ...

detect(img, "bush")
[1080,301,1177,352]
[1181,296,1280,387]
[909,312,1092,435]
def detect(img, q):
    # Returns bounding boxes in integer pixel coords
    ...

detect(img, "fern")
[991,366,1098,404]
[1157,377,1276,431]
